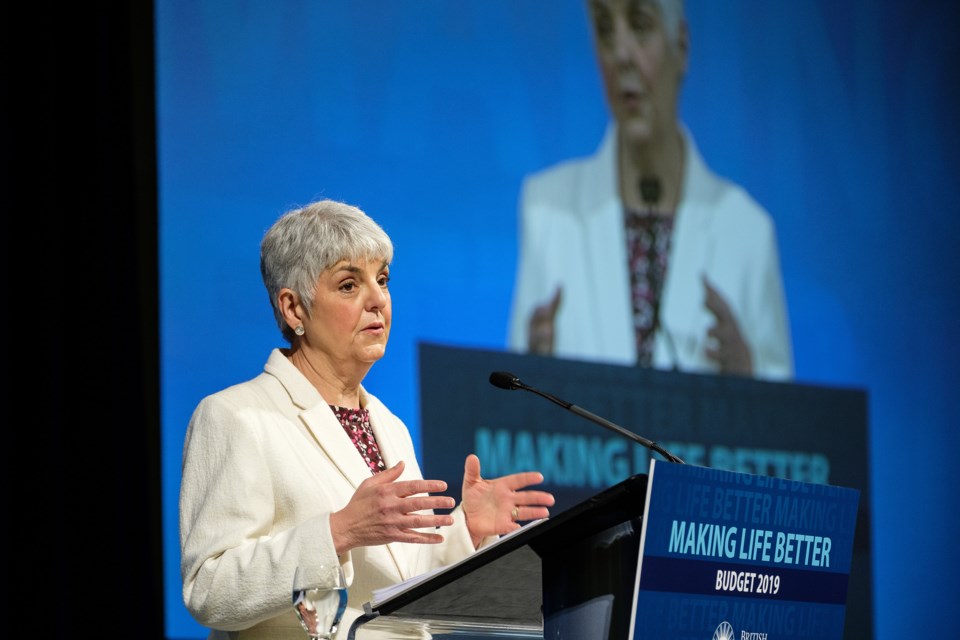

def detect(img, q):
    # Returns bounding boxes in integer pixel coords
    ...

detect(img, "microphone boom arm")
[510,377,685,465]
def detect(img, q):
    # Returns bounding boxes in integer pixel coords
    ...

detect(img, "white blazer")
[179,349,483,639]
[508,124,794,380]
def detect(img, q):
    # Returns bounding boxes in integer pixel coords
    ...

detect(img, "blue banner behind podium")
[633,461,860,639]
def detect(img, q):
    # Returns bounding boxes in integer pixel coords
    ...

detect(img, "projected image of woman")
[179,199,555,639]
[508,0,793,380]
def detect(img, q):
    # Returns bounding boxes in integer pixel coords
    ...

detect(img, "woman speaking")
[179,198,555,639]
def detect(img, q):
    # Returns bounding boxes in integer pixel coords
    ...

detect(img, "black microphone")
[639,175,661,210]
[489,371,684,464]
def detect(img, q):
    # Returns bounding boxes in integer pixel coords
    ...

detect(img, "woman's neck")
[618,126,685,214]
[286,347,366,409]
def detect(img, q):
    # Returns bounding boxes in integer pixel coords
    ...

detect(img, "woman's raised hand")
[329,461,456,555]
[460,453,555,547]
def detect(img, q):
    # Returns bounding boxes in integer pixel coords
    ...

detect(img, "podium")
[351,461,860,639]
[414,343,872,638]
[350,471,647,639]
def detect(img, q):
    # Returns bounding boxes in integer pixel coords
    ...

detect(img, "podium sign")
[631,461,860,639]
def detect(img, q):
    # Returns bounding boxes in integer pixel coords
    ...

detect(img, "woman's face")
[588,0,687,146]
[304,256,392,369]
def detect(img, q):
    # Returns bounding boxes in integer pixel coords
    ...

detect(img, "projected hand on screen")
[702,275,753,377]
[527,286,562,355]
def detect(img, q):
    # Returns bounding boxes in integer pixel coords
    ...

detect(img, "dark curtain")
[4,2,163,637]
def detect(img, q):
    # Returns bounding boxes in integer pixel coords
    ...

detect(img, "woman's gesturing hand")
[329,461,456,555]
[460,453,555,548]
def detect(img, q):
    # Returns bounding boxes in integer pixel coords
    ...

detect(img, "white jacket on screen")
[508,124,793,380]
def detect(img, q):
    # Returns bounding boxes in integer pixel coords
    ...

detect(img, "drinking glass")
[292,563,348,639]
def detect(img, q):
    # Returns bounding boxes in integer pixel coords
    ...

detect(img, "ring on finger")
[511,506,520,521]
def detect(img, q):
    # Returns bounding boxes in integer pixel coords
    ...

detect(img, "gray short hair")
[260,198,394,343]
[656,0,685,44]
[589,0,685,44]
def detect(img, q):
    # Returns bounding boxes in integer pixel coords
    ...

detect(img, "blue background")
[156,1,959,637]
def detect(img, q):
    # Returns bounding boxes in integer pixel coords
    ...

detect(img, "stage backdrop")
[156,2,959,638]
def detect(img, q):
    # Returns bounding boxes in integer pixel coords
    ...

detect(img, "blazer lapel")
[580,124,636,360]
[265,349,419,582]
[658,129,716,368]
[299,404,373,490]
[264,348,380,491]
[364,395,423,582]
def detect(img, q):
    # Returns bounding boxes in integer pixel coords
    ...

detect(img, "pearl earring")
[294,325,305,336]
